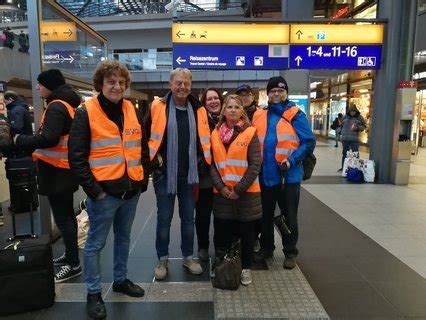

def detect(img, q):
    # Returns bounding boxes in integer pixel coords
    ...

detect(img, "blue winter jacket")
[260,100,316,186]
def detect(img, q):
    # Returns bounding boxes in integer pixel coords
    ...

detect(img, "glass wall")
[110,49,172,71]
[40,0,107,80]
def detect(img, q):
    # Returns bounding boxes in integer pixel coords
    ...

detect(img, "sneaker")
[53,253,67,265]
[183,258,203,275]
[283,257,297,270]
[337,168,343,172]
[113,279,144,297]
[154,260,169,280]
[87,292,106,319]
[253,239,261,253]
[198,249,209,262]
[55,264,82,283]
[241,269,252,286]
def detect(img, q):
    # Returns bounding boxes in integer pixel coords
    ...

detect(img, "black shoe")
[87,293,106,319]
[54,264,82,283]
[53,253,68,265]
[112,279,145,297]
[334,144,338,148]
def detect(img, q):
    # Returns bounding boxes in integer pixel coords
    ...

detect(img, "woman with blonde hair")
[210,94,262,286]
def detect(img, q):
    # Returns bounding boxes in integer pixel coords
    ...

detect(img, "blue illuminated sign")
[290,44,382,69]
[173,44,289,70]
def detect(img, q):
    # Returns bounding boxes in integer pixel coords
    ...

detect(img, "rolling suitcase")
[5,156,39,213]
[0,179,55,316]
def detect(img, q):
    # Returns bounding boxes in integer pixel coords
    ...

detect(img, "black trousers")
[48,192,80,266]
[195,187,213,250]
[260,183,300,258]
[214,217,255,269]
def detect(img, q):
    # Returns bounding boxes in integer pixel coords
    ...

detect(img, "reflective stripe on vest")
[148,99,212,165]
[252,106,300,163]
[85,98,143,182]
[211,126,260,193]
[32,99,75,169]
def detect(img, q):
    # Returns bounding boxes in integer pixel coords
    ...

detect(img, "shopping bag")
[342,151,359,177]
[76,209,89,249]
[362,160,375,183]
[347,167,364,183]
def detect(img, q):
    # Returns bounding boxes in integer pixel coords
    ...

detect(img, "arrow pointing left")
[176,56,187,65]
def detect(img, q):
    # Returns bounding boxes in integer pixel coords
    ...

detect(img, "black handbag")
[212,241,242,290]
[302,153,317,180]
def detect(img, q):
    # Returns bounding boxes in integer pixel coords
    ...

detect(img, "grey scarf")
[166,96,199,194]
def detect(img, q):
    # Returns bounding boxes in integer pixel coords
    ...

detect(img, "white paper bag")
[76,209,90,249]
[362,160,375,183]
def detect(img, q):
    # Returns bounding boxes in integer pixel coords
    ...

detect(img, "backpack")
[282,107,316,180]
[0,116,13,150]
[330,118,339,130]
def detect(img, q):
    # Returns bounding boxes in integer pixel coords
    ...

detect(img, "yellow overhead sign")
[172,23,289,44]
[290,24,383,44]
[40,21,77,42]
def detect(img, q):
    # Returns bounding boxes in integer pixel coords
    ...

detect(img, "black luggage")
[0,176,55,316]
[5,157,39,213]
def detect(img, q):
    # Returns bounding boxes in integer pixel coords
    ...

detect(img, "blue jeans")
[342,140,360,168]
[84,192,140,294]
[153,171,196,259]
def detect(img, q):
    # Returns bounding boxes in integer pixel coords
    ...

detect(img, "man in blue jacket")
[257,76,315,269]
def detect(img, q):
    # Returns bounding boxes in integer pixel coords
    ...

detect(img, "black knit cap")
[266,76,288,94]
[37,69,66,91]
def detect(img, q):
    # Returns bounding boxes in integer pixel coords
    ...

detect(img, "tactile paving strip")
[214,229,329,319]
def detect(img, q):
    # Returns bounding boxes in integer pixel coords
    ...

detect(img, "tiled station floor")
[1,138,426,319]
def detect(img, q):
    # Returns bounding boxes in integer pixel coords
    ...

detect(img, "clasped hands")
[220,186,239,200]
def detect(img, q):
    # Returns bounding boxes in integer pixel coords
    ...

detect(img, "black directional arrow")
[176,30,186,38]
[63,29,73,37]
[296,30,303,40]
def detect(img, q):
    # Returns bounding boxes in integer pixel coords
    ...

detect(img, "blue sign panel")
[173,44,289,70]
[290,45,382,70]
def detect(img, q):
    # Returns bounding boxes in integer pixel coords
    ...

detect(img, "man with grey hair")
[147,68,211,280]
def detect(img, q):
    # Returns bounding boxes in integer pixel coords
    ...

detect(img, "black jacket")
[145,92,204,171]
[15,84,81,196]
[6,97,33,136]
[68,93,150,200]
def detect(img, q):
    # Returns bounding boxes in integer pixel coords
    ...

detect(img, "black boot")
[87,293,106,319]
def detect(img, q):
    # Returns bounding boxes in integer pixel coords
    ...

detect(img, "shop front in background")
[310,70,375,145]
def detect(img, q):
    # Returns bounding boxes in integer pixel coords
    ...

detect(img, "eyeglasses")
[269,89,286,95]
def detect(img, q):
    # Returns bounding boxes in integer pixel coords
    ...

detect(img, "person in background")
[14,69,82,281]
[4,91,33,137]
[253,76,315,269]
[339,104,366,171]
[2,27,14,49]
[196,87,223,262]
[147,68,211,280]
[235,84,258,122]
[210,94,262,286]
[69,60,149,319]
[331,113,343,148]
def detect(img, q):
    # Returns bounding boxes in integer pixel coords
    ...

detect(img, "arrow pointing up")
[295,55,302,66]
[295,30,303,40]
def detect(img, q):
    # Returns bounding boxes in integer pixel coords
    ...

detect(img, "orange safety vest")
[32,99,75,169]
[85,98,143,182]
[211,126,260,193]
[148,98,211,164]
[252,106,300,163]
